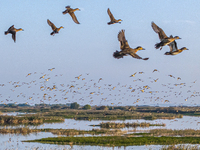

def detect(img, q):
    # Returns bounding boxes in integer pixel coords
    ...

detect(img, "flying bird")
[113,30,149,60]
[165,40,188,55]
[107,8,122,25]
[5,25,24,42]
[47,19,64,36]
[151,22,181,50]
[62,6,80,24]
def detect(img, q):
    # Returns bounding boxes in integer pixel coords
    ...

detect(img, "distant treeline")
[1,102,200,116]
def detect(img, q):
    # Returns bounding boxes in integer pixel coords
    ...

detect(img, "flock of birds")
[4,6,188,60]
[0,67,199,106]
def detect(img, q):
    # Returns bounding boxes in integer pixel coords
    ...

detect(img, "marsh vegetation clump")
[93,122,165,128]
[0,115,64,125]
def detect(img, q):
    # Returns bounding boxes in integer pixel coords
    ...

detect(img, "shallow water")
[34,116,200,131]
[0,113,200,150]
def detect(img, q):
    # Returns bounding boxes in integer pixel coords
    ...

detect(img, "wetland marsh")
[0,106,200,150]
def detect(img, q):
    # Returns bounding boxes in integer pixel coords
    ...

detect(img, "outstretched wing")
[8,25,15,31]
[69,12,80,24]
[168,40,178,52]
[151,22,168,41]
[11,32,16,42]
[118,30,130,50]
[129,53,143,59]
[47,19,57,30]
[107,8,115,21]
[65,6,70,9]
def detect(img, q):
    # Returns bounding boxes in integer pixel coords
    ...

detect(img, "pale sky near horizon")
[0,1,200,106]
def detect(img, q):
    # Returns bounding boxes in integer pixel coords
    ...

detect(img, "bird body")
[107,8,122,25]
[63,6,80,24]
[47,19,63,36]
[113,30,149,60]
[151,22,181,50]
[165,40,188,55]
[5,25,23,42]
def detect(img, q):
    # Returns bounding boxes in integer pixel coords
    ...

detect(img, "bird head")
[181,47,189,50]
[174,36,181,40]
[136,46,145,50]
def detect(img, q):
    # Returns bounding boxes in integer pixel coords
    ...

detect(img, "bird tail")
[155,42,161,49]
[50,32,55,36]
[142,58,149,60]
[113,51,124,59]
[5,31,8,35]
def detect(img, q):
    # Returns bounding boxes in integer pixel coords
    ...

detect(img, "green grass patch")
[24,136,200,146]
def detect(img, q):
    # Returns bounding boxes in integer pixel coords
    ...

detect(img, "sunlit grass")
[24,136,200,146]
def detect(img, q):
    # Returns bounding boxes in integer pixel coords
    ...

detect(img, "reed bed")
[41,109,183,121]
[150,129,200,137]
[0,115,64,125]
[0,128,127,136]
[94,122,165,128]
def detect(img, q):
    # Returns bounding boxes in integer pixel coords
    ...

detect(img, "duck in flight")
[47,19,64,36]
[151,22,181,50]
[5,25,24,42]
[107,8,122,25]
[165,39,189,55]
[62,6,80,24]
[113,29,149,60]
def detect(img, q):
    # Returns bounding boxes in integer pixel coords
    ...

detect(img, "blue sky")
[0,1,200,106]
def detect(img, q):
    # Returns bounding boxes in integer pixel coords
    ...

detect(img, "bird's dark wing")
[69,12,80,24]
[47,19,57,30]
[151,22,168,41]
[62,9,69,14]
[129,53,143,59]
[8,25,15,31]
[168,40,178,52]
[107,8,115,21]
[118,30,130,50]
[11,31,16,42]
[65,6,70,9]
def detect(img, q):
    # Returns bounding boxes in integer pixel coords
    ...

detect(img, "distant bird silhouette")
[5,25,24,42]
[165,39,188,55]
[151,22,181,50]
[113,30,149,60]
[47,19,63,36]
[107,8,122,25]
[62,6,80,24]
